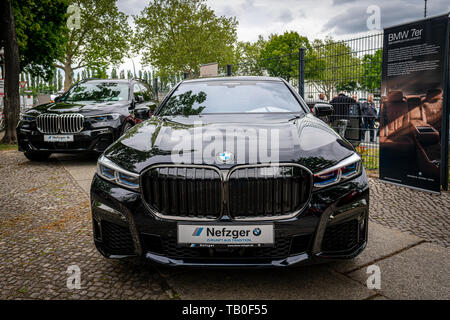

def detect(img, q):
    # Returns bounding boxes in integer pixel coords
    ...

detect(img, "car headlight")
[20,114,36,121]
[87,113,121,122]
[97,155,140,190]
[313,153,362,189]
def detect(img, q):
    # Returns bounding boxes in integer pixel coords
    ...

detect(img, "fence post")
[153,77,158,100]
[298,47,305,98]
[226,64,232,76]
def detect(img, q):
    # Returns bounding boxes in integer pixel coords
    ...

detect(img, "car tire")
[24,151,51,161]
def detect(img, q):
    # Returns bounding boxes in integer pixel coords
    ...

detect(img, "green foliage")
[11,0,69,80]
[134,0,238,76]
[110,68,118,79]
[360,49,382,94]
[307,38,362,99]
[56,0,131,88]
[259,31,310,81]
[90,64,108,79]
[233,36,266,76]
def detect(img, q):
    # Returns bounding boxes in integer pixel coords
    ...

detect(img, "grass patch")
[356,145,379,170]
[0,143,17,151]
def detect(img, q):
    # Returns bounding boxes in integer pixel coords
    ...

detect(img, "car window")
[133,83,144,101]
[138,82,155,102]
[158,80,304,116]
[64,82,129,102]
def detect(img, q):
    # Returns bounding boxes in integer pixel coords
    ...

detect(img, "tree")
[360,49,382,95]
[0,0,68,144]
[233,36,266,76]
[55,0,130,91]
[110,68,118,79]
[134,0,237,77]
[259,31,310,81]
[307,38,362,100]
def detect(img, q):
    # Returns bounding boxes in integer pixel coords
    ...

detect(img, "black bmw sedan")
[17,79,155,161]
[90,76,369,267]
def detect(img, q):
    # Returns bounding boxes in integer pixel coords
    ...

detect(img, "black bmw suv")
[17,79,156,161]
[91,76,369,267]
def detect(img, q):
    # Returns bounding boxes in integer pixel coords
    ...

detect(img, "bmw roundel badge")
[217,151,234,163]
[253,228,262,236]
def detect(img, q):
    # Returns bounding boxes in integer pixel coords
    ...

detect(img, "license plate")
[44,135,74,142]
[177,224,274,248]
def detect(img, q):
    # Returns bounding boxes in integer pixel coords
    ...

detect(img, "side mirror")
[134,108,150,120]
[136,95,144,103]
[314,103,333,117]
[54,96,61,103]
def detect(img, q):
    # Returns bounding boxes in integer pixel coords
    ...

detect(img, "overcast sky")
[115,0,450,72]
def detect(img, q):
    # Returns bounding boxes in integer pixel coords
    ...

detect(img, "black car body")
[90,77,369,267]
[17,79,155,161]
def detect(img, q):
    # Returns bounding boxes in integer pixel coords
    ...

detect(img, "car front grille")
[142,166,222,220]
[228,165,311,219]
[141,164,312,221]
[37,113,84,134]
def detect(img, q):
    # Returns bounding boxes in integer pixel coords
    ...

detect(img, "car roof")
[182,76,283,83]
[83,78,132,83]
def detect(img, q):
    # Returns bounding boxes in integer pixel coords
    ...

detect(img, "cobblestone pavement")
[368,178,450,247]
[0,151,171,300]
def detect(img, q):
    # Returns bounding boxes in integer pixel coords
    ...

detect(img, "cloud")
[277,9,294,23]
[324,0,450,35]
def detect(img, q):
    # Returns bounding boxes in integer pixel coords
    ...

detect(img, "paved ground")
[0,150,449,300]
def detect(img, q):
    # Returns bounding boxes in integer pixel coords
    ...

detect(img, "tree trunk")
[1,0,21,144]
[63,62,73,91]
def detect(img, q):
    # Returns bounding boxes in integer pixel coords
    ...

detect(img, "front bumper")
[90,172,369,267]
[17,127,119,153]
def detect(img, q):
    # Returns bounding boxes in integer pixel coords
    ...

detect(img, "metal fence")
[228,32,384,171]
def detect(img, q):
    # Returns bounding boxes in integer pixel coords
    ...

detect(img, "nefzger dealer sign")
[177,224,274,247]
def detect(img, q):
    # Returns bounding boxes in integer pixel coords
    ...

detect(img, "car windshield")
[158,80,304,116]
[64,82,129,102]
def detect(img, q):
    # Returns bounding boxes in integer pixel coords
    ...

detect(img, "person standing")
[329,92,356,137]
[361,94,377,143]
[318,92,327,103]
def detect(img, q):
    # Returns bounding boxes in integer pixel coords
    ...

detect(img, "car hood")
[104,113,356,174]
[24,100,130,117]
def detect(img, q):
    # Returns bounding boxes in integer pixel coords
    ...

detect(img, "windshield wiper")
[288,114,303,122]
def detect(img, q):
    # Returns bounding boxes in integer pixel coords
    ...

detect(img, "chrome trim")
[36,113,84,134]
[139,163,313,222]
[315,153,361,176]
[97,155,140,190]
[313,153,361,189]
